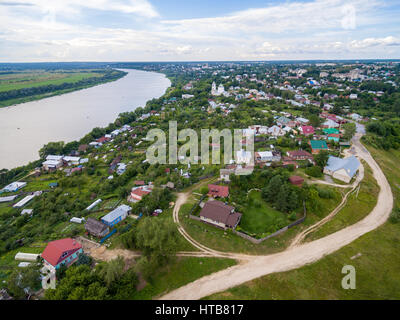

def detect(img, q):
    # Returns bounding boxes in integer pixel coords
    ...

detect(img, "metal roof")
[325,156,360,178]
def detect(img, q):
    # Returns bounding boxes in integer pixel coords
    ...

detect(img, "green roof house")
[323,128,340,135]
[310,140,328,154]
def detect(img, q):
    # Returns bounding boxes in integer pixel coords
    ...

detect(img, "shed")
[15,252,40,262]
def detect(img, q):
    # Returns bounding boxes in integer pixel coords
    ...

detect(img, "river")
[0,69,171,170]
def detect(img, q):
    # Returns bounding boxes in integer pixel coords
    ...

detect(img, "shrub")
[305,166,323,178]
[389,208,400,224]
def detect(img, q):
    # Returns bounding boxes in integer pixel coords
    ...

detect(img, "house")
[255,151,274,162]
[300,126,315,136]
[328,134,341,142]
[324,156,361,183]
[42,155,64,171]
[41,238,83,271]
[220,168,235,182]
[85,218,109,238]
[128,185,153,202]
[199,201,242,230]
[63,156,80,166]
[322,119,339,128]
[323,128,340,135]
[236,149,252,164]
[101,205,131,227]
[78,144,89,153]
[1,181,27,193]
[134,180,145,186]
[350,113,362,121]
[276,116,291,126]
[286,150,314,161]
[310,140,328,154]
[208,184,229,198]
[268,125,285,137]
[296,117,309,125]
[289,176,304,186]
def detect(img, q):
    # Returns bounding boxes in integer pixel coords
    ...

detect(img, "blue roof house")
[101,205,131,227]
[323,156,361,183]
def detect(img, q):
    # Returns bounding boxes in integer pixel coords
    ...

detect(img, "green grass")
[133,256,236,300]
[0,245,45,281]
[306,161,379,241]
[240,191,288,236]
[205,145,400,300]
[179,185,342,255]
[0,71,101,92]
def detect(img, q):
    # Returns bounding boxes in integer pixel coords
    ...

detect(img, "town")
[0,60,399,300]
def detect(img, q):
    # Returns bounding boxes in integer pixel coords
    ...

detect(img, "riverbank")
[0,69,171,169]
[0,69,127,108]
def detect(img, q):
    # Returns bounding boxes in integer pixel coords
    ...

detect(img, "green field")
[206,146,400,300]
[0,70,102,93]
[133,256,236,300]
[0,69,126,107]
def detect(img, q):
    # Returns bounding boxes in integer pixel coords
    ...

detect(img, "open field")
[133,256,236,300]
[0,70,102,92]
[0,69,126,107]
[205,146,400,300]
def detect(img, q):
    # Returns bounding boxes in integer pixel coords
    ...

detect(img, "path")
[160,129,393,300]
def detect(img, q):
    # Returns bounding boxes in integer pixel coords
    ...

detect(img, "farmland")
[0,69,126,107]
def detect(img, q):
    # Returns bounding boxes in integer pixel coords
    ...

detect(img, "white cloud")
[1,0,159,18]
[350,36,400,49]
[0,0,399,61]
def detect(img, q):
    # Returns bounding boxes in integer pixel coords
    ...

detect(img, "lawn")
[132,256,236,300]
[240,191,288,236]
[205,145,400,300]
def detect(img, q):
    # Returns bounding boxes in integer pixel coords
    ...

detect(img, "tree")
[98,256,125,288]
[135,218,180,265]
[314,150,330,168]
[7,265,41,299]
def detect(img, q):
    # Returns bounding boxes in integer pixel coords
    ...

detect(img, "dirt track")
[160,130,394,300]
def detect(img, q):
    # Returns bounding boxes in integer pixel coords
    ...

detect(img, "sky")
[0,0,399,62]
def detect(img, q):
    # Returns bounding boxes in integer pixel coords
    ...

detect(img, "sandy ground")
[160,130,394,300]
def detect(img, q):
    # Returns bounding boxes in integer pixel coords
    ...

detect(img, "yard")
[239,191,289,237]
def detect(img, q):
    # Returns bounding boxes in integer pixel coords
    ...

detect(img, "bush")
[389,208,400,224]
[305,166,323,178]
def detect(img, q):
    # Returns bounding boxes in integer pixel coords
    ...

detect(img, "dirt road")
[160,131,393,300]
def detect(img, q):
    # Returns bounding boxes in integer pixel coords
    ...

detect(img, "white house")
[236,150,252,165]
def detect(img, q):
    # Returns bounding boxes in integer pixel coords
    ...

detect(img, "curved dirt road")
[160,131,393,300]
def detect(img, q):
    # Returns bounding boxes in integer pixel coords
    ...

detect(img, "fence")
[189,200,307,244]
[233,201,307,244]
[100,228,117,244]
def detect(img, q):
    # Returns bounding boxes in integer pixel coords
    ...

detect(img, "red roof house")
[41,238,83,270]
[289,176,304,186]
[208,184,229,198]
[301,126,315,136]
